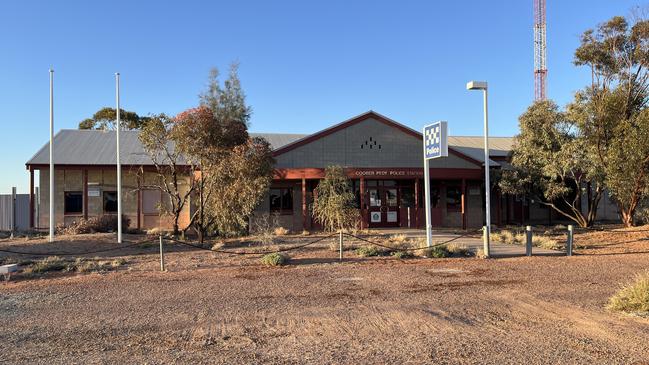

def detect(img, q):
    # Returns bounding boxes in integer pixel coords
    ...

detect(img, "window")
[64,192,83,215]
[103,191,118,213]
[401,187,414,208]
[446,186,462,211]
[270,188,293,213]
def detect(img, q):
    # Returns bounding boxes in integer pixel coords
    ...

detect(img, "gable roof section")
[272,110,498,167]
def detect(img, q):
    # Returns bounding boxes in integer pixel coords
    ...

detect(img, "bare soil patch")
[1,230,648,364]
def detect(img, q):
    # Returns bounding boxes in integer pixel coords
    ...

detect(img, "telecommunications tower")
[534,0,547,100]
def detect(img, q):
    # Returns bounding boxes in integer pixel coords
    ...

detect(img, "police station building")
[252,110,563,231]
[27,110,619,232]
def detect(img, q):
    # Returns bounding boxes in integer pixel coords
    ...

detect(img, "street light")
[466,80,491,257]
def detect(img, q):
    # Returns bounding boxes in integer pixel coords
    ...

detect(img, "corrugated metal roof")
[447,136,513,167]
[26,129,514,168]
[26,130,309,166]
[250,133,308,150]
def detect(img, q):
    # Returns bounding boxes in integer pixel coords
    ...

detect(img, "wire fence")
[343,229,484,252]
[166,233,338,256]
[0,237,159,257]
[1,224,647,268]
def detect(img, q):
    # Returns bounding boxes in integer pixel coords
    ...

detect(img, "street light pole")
[115,73,122,244]
[467,81,491,257]
[49,69,55,243]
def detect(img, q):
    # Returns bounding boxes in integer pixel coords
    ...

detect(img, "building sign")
[353,169,423,177]
[371,212,381,223]
[88,188,101,197]
[387,211,397,223]
[423,121,448,160]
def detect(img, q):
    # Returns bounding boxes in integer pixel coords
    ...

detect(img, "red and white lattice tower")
[534,0,547,101]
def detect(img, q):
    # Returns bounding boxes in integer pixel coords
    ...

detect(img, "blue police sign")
[423,121,448,159]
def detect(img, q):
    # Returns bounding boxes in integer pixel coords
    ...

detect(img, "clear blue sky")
[0,0,644,193]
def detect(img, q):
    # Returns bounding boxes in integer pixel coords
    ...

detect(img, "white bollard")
[159,235,166,272]
[567,225,574,256]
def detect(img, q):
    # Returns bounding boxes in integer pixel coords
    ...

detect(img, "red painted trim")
[461,178,466,230]
[301,178,307,231]
[274,167,483,180]
[25,164,193,173]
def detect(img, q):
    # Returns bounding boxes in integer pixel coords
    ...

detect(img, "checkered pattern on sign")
[425,125,441,147]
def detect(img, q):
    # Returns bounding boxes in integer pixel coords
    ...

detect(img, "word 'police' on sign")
[423,121,448,159]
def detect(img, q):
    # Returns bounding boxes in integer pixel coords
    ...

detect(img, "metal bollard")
[482,226,491,258]
[567,225,573,256]
[525,226,533,257]
[159,235,166,271]
[339,231,343,261]
[10,187,16,240]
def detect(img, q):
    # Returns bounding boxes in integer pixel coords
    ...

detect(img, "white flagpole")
[116,73,122,243]
[49,69,55,243]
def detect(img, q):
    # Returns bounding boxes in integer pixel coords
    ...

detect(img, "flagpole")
[116,73,122,243]
[49,69,54,242]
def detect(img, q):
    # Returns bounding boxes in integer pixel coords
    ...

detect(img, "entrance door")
[368,187,400,228]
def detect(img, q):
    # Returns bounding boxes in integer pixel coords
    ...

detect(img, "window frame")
[64,191,83,215]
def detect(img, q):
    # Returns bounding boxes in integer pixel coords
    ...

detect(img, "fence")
[0,191,29,232]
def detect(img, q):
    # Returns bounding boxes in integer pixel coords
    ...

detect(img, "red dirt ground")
[0,229,648,364]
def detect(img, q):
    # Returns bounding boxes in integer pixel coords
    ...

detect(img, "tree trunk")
[620,210,634,227]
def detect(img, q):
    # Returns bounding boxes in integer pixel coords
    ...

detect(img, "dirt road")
[1,234,648,365]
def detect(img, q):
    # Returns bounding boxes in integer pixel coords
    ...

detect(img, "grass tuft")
[608,272,649,314]
[273,227,289,236]
[445,243,472,257]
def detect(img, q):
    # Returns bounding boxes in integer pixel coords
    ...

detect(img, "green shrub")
[608,272,649,314]
[392,251,414,259]
[420,246,450,258]
[261,252,288,266]
[355,246,385,257]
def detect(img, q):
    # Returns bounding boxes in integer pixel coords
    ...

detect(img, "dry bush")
[608,272,649,314]
[475,248,487,259]
[146,227,172,236]
[274,227,289,236]
[57,215,131,235]
[492,230,517,244]
[23,256,70,274]
[389,234,408,244]
[22,256,127,276]
[532,235,560,250]
[446,243,472,257]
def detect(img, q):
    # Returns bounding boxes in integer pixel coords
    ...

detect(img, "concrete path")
[367,228,564,258]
